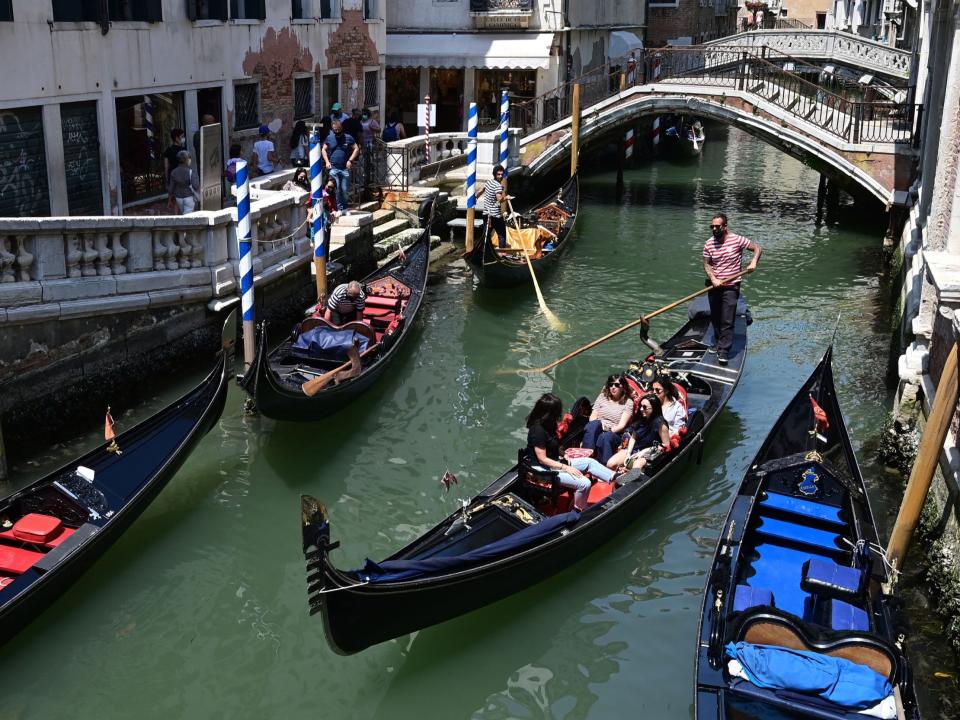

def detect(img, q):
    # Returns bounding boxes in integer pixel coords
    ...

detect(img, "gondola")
[238,222,431,422]
[0,311,234,646]
[301,295,750,654]
[694,346,919,720]
[664,116,706,158]
[464,173,579,288]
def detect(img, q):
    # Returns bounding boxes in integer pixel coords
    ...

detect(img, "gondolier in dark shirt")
[702,213,761,366]
[325,281,366,325]
[482,165,508,249]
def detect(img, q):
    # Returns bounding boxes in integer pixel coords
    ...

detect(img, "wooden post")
[619,72,627,92]
[887,342,960,572]
[616,131,625,193]
[570,83,581,177]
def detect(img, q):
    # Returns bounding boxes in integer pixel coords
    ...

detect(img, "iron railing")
[775,18,813,30]
[469,0,533,11]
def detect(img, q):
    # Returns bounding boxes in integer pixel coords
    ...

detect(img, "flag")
[809,395,829,434]
[440,471,458,492]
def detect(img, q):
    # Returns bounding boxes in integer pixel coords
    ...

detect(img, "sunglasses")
[710,224,724,229]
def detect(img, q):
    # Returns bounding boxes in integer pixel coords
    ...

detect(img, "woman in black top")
[526,393,616,511]
[606,394,671,471]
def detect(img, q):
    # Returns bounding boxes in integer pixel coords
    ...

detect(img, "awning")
[387,32,555,70]
[609,30,643,60]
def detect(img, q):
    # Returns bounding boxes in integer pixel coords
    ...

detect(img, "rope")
[253,216,310,246]
[310,579,371,595]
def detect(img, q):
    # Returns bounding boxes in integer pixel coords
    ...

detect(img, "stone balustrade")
[0,184,312,325]
[704,30,912,80]
[386,130,521,188]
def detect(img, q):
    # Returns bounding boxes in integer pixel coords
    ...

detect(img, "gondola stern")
[301,495,341,613]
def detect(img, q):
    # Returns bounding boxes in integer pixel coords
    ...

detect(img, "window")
[292,0,309,19]
[115,92,184,204]
[363,0,377,20]
[0,106,51,217]
[319,0,340,18]
[230,0,265,20]
[52,0,100,21]
[322,73,339,116]
[234,82,259,130]
[363,70,378,108]
[189,0,229,20]
[294,77,314,119]
[53,0,161,22]
[0,0,13,21]
[108,0,163,21]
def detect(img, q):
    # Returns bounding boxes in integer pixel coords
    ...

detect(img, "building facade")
[385,0,645,133]
[646,0,738,47]
[0,0,386,216]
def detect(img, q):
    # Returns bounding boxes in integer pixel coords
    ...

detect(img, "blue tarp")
[355,511,581,583]
[294,327,369,358]
[725,642,891,710]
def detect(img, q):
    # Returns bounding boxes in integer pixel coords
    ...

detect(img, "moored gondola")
[0,311,234,646]
[464,173,579,288]
[694,346,919,720]
[239,222,432,422]
[301,296,749,654]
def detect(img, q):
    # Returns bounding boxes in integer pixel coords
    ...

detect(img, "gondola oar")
[516,271,751,374]
[506,196,565,332]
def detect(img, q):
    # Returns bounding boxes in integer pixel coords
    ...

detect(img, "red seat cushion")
[365,295,401,311]
[587,482,615,505]
[13,513,62,543]
[0,545,44,574]
[0,576,14,589]
[362,306,394,318]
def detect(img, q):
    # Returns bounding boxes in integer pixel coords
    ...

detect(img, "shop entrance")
[429,68,464,132]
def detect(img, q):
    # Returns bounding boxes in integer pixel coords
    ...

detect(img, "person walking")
[321,119,359,214]
[167,150,201,214]
[702,212,761,365]
[252,124,278,176]
[163,128,187,182]
[381,111,406,142]
[482,164,508,249]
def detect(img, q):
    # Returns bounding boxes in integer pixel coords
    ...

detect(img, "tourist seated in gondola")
[581,375,634,465]
[606,394,671,472]
[526,393,616,512]
[651,379,687,435]
[324,281,366,325]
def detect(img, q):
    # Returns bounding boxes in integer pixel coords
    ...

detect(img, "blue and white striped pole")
[143,95,155,159]
[465,102,478,254]
[309,129,326,300]
[499,90,509,178]
[235,159,255,368]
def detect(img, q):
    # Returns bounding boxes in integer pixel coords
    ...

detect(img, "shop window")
[363,70,378,108]
[0,106,51,217]
[115,92,184,204]
[189,0,229,20]
[0,0,13,21]
[294,77,314,119]
[474,69,535,129]
[230,0,265,19]
[363,0,377,20]
[234,82,260,130]
[319,0,340,18]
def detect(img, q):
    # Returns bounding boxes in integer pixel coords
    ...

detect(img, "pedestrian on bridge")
[703,213,762,365]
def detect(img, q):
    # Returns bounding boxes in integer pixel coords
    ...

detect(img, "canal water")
[3,127,958,718]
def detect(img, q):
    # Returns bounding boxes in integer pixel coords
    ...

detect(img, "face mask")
[362,114,369,120]
[712,226,725,239]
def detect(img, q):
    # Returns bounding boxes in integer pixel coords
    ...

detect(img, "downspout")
[564,0,571,83]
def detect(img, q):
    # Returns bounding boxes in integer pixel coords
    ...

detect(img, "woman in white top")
[651,379,687,435]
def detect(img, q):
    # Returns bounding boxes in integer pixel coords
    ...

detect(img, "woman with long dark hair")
[650,379,687,434]
[606,394,671,472]
[526,393,616,511]
[289,120,309,166]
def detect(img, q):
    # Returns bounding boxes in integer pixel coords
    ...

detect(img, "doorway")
[429,68,464,132]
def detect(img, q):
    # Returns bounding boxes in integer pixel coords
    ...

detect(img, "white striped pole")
[499,90,509,177]
[235,160,255,369]
[625,128,634,160]
[424,94,431,164]
[465,102,478,254]
[309,129,326,300]
[652,53,662,154]
[143,95,155,159]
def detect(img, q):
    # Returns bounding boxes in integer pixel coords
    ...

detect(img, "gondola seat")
[0,513,76,549]
[364,295,401,312]
[587,481,615,505]
[733,584,775,612]
[516,450,567,511]
[801,558,866,601]
[0,545,44,575]
[825,599,870,632]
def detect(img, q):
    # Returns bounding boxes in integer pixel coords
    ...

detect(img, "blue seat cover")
[801,558,863,598]
[733,584,774,612]
[760,492,844,526]
[755,516,841,552]
[828,599,869,631]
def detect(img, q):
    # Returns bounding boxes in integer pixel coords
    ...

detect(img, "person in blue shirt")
[321,119,359,213]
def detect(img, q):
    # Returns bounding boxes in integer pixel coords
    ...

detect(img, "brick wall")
[647,0,738,47]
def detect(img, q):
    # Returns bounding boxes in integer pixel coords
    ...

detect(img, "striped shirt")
[703,232,751,283]
[482,177,504,217]
[326,283,366,313]
[593,393,631,431]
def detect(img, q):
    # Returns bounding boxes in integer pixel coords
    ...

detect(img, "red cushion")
[564,447,594,460]
[362,306,394,318]
[13,513,62,543]
[44,527,75,548]
[0,576,14,589]
[587,482,615,505]
[364,295,400,310]
[0,545,44,574]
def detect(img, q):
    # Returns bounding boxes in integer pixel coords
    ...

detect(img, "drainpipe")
[564,0,572,83]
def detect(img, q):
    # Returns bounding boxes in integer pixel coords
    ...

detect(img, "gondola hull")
[304,301,749,654]
[693,348,919,719]
[240,225,432,421]
[465,174,579,289]
[0,317,232,646]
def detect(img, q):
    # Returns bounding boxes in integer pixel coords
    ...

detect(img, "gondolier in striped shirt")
[703,213,761,366]
[325,280,366,325]
[482,165,508,249]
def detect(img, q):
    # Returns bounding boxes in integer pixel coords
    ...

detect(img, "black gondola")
[301,296,749,654]
[464,174,579,288]
[0,311,234,647]
[694,346,919,720]
[239,223,431,422]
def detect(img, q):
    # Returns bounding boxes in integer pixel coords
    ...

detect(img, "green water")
[3,127,958,718]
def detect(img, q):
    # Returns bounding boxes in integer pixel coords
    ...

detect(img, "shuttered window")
[230,0,265,19]
[188,0,228,20]
[364,70,378,108]
[294,77,314,119]
[107,0,163,21]
[234,83,259,130]
[0,0,13,22]
[0,107,51,217]
[61,102,104,215]
[52,0,100,21]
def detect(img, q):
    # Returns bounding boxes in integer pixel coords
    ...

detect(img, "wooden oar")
[301,342,363,397]
[506,197,565,332]
[517,270,751,374]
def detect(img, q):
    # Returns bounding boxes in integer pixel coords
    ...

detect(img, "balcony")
[470,0,534,30]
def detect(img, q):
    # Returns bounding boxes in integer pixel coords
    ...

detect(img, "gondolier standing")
[483,165,508,249]
[703,212,761,365]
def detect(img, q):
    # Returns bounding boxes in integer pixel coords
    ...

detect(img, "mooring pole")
[465,102,478,254]
[570,83,581,177]
[887,341,959,573]
[309,128,326,302]
[235,159,255,370]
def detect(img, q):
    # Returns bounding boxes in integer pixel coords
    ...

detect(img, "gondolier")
[703,213,761,365]
[482,165,508,249]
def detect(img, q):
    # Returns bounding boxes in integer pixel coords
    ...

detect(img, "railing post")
[852,102,862,143]
[570,83,581,177]
[737,52,749,91]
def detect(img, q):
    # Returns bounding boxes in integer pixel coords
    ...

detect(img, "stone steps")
[371,208,396,226]
[372,217,411,242]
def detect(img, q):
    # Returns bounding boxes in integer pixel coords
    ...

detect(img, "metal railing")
[775,18,813,30]
[469,0,533,10]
